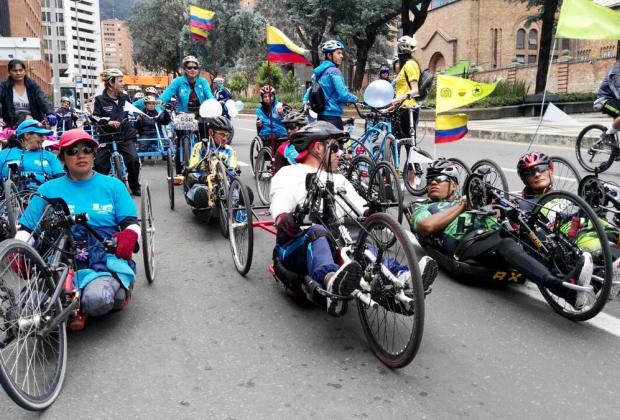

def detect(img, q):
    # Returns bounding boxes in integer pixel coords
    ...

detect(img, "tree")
[257,61,283,88]
[228,72,249,96]
[401,0,433,36]
[280,71,299,95]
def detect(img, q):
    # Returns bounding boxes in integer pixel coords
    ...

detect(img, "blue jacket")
[158,75,214,113]
[313,60,357,117]
[256,99,287,138]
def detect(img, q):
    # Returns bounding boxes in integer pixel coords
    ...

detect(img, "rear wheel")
[140,182,155,284]
[470,159,509,198]
[345,156,374,198]
[355,213,424,368]
[216,162,230,238]
[575,124,615,173]
[403,148,433,196]
[3,180,23,238]
[255,148,272,205]
[227,178,254,275]
[369,162,404,223]
[446,157,471,189]
[249,136,263,176]
[166,148,174,210]
[549,156,582,195]
[0,239,67,411]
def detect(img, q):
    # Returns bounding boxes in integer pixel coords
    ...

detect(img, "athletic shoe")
[608,256,620,302]
[193,188,209,209]
[563,252,594,310]
[325,261,363,316]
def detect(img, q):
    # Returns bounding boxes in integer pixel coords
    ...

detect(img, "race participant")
[312,40,357,130]
[274,110,307,172]
[409,160,593,310]
[93,68,142,196]
[17,128,140,331]
[135,96,171,152]
[256,85,287,139]
[213,77,232,102]
[270,121,437,314]
[0,119,64,185]
[133,91,145,103]
[0,59,56,129]
[593,58,620,142]
[55,96,78,132]
[516,151,620,299]
[144,86,158,98]
[184,116,237,209]
[378,65,391,82]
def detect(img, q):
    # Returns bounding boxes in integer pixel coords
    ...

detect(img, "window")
[527,55,537,64]
[516,55,525,64]
[516,29,525,50]
[56,13,63,22]
[528,29,538,49]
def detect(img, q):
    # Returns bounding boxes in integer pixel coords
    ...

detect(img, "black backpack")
[309,69,330,114]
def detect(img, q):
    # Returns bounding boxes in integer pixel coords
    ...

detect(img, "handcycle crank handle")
[71,213,117,252]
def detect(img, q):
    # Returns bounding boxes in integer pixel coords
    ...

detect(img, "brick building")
[101,19,135,75]
[0,0,52,96]
[414,0,619,94]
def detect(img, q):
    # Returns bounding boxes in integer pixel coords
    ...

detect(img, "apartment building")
[101,19,135,75]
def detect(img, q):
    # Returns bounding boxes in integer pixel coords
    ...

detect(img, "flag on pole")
[541,102,581,126]
[556,0,620,40]
[435,114,468,143]
[189,5,215,42]
[266,25,311,65]
[436,75,497,114]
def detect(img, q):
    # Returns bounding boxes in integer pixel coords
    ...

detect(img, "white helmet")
[182,55,200,67]
[101,68,124,81]
[145,86,157,95]
[321,40,344,53]
[61,96,71,103]
[397,36,417,54]
[133,92,145,100]
[214,77,224,83]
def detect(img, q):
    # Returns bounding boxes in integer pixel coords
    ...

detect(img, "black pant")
[95,140,140,192]
[318,115,343,130]
[393,108,420,140]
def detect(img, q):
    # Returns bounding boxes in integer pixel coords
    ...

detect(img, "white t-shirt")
[13,88,29,114]
[270,163,367,221]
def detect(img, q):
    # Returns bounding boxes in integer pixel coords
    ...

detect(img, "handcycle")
[226,161,425,368]
[416,172,613,321]
[0,191,154,411]
[578,173,620,229]
[172,112,199,173]
[249,104,293,176]
[136,111,174,162]
[90,116,132,187]
[576,123,620,173]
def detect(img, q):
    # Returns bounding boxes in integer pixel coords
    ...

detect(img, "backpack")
[418,68,434,100]
[309,69,331,114]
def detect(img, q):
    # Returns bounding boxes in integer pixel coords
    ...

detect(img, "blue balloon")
[363,80,394,108]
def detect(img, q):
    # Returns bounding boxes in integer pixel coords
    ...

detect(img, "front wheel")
[227,178,254,275]
[0,239,67,411]
[368,162,404,223]
[403,148,433,196]
[181,135,191,170]
[355,213,424,368]
[166,148,174,210]
[141,182,155,284]
[575,124,616,173]
[3,180,22,238]
[216,161,230,238]
[255,148,272,205]
[249,136,263,176]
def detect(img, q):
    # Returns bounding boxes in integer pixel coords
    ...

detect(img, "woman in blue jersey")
[0,119,64,187]
[17,128,140,331]
[255,85,287,139]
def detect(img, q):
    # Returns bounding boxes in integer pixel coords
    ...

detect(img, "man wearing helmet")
[409,160,594,310]
[213,77,232,102]
[312,40,358,130]
[256,85,287,139]
[93,68,142,196]
[184,116,237,209]
[378,65,391,82]
[55,96,78,132]
[594,59,620,143]
[273,110,307,172]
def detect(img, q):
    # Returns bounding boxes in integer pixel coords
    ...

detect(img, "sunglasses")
[213,130,230,137]
[521,164,549,178]
[325,142,340,154]
[65,145,95,156]
[426,175,453,184]
[185,66,198,70]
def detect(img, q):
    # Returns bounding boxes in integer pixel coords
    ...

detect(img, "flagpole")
[527,38,558,151]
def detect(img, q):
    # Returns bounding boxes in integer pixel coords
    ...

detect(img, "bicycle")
[576,124,620,173]
[90,116,130,187]
[172,113,199,174]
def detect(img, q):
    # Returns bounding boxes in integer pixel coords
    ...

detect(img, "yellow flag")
[436,75,497,114]
[556,0,620,40]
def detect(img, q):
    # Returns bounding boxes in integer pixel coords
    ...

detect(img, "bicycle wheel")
[3,180,22,238]
[355,213,424,368]
[112,154,125,186]
[166,148,174,210]
[255,148,272,205]
[249,136,263,176]
[227,178,254,275]
[368,162,404,223]
[216,162,230,238]
[403,148,433,196]
[381,134,396,168]
[575,124,615,173]
[0,239,67,411]
[470,159,509,198]
[549,156,582,195]
[181,135,191,169]
[446,157,471,191]
[345,156,375,198]
[530,191,612,321]
[140,182,155,284]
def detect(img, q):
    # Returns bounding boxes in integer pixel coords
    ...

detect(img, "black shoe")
[131,188,141,197]
[193,188,209,209]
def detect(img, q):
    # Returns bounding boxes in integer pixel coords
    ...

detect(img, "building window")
[516,55,525,64]
[516,29,525,50]
[527,55,537,64]
[528,29,538,49]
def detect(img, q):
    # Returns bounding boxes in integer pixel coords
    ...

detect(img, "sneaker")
[325,261,363,315]
[131,188,142,197]
[601,132,617,146]
[608,257,620,302]
[418,256,438,294]
[563,252,594,310]
[69,310,88,332]
[193,188,209,209]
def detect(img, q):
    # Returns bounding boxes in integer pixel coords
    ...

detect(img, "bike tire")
[575,124,615,173]
[181,135,191,170]
[345,156,375,198]
[368,161,404,223]
[549,156,582,195]
[531,191,613,321]
[470,159,509,199]
[141,182,155,284]
[166,148,174,210]
[216,161,230,238]
[403,148,433,196]
[112,154,125,186]
[0,239,67,411]
[382,134,396,168]
[255,148,272,205]
[3,179,22,238]
[355,213,424,368]
[227,178,254,275]
[249,136,263,176]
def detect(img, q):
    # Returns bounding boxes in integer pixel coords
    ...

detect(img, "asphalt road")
[1,117,619,419]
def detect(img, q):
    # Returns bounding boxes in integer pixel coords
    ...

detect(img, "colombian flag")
[189,5,214,42]
[435,114,468,144]
[266,25,311,65]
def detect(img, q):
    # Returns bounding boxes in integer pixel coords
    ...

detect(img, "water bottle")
[235,209,247,223]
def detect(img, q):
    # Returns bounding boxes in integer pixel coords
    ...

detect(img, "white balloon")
[199,99,223,118]
[225,99,238,118]
[234,100,244,112]
[363,79,395,108]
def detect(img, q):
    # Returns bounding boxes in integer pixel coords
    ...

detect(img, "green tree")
[280,71,299,95]
[228,72,249,96]
[257,61,283,88]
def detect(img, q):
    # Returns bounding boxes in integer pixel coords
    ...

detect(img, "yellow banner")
[436,75,497,114]
[122,75,170,87]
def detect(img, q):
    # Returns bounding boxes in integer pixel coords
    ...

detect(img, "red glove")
[113,229,138,260]
[276,212,301,238]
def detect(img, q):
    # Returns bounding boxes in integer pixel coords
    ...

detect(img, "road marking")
[237,161,249,167]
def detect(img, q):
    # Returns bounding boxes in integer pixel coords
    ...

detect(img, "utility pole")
[49,1,61,108]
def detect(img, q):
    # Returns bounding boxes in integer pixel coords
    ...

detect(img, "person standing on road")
[312,40,357,130]
[0,59,56,129]
[594,59,620,141]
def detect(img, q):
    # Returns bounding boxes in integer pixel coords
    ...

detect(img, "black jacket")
[0,77,53,127]
[93,90,137,142]
[55,107,78,131]
[135,109,171,138]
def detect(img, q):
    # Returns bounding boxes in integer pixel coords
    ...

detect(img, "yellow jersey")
[394,59,421,108]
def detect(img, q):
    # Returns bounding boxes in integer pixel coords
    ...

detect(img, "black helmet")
[282,111,308,129]
[290,121,347,153]
[205,116,232,132]
[426,159,460,182]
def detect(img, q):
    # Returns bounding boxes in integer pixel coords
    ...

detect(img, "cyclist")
[17,128,140,331]
[135,96,171,152]
[256,85,287,139]
[409,160,593,310]
[184,116,237,209]
[93,68,142,196]
[516,151,620,299]
[144,86,158,98]
[55,96,78,132]
[0,119,64,186]
[378,65,391,82]
[593,58,620,142]
[133,91,145,103]
[312,40,357,130]
[213,77,232,102]
[274,110,307,172]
